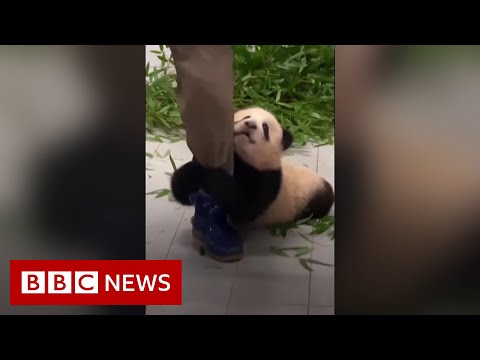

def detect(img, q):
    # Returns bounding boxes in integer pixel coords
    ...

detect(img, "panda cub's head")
[233,107,293,170]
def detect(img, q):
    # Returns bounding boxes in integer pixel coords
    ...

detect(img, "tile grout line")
[146,141,160,168]
[146,140,185,259]
[145,141,160,247]
[307,145,321,315]
[225,261,240,315]
[164,207,188,260]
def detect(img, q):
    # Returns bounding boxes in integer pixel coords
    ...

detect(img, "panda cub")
[171,107,334,227]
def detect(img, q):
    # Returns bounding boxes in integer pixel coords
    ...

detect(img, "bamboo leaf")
[156,149,171,158]
[294,247,313,257]
[299,233,319,245]
[146,189,171,198]
[147,45,334,146]
[169,154,177,171]
[155,189,171,198]
[269,246,290,257]
[299,258,313,271]
[307,258,334,268]
[297,214,313,225]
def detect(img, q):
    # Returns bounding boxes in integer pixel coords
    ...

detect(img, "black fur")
[282,128,293,150]
[170,154,282,225]
[297,179,335,221]
[170,161,204,205]
[262,123,270,141]
[202,153,282,225]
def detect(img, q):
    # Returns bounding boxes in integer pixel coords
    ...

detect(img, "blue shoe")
[189,192,243,262]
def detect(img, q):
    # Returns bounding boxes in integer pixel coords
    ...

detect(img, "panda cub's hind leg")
[299,180,335,221]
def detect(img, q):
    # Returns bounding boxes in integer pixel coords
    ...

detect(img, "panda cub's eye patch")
[236,116,250,123]
[262,123,270,141]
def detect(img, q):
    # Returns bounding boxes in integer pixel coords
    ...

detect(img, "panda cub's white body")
[254,158,332,226]
[230,107,334,227]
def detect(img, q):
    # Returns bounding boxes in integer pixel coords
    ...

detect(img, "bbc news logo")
[21,272,171,294]
[10,260,182,305]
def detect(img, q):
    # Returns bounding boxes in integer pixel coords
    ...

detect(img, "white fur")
[233,107,284,170]
[255,159,330,226]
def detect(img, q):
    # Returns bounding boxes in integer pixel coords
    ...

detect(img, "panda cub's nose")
[244,121,257,130]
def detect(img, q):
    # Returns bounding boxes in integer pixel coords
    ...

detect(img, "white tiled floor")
[145,45,334,315]
[146,139,335,315]
[146,45,168,69]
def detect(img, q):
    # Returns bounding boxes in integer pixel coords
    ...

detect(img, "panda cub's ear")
[282,128,294,150]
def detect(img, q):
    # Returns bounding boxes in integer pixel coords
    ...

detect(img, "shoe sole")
[190,218,243,263]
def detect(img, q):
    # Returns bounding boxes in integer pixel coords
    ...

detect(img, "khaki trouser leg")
[169,45,234,173]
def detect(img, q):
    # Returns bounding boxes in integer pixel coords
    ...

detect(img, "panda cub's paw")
[170,161,204,205]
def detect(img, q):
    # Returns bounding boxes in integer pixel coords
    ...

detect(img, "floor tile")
[284,142,319,170]
[228,229,312,311]
[147,207,237,315]
[317,144,335,186]
[309,267,334,307]
[145,197,185,260]
[228,304,308,315]
[309,306,334,315]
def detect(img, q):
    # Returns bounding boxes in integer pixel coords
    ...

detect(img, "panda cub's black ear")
[282,128,294,150]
